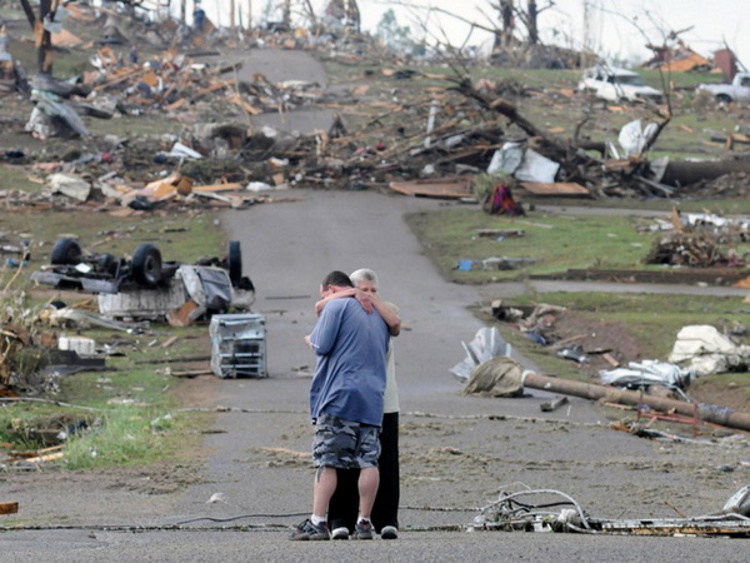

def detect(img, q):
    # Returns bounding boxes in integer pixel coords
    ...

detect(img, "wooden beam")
[0,501,19,515]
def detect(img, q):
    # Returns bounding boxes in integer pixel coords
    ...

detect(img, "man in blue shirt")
[291,270,389,541]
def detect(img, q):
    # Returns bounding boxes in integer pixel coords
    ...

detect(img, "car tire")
[228,240,242,287]
[50,237,83,265]
[716,94,732,103]
[131,243,162,286]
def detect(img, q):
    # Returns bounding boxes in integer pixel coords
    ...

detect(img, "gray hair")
[350,268,379,288]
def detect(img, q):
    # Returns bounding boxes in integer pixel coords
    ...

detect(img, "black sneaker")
[354,519,374,540]
[289,519,330,540]
[380,525,398,539]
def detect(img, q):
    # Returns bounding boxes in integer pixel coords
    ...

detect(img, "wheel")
[131,243,162,286]
[50,237,83,265]
[227,240,242,287]
[716,93,732,104]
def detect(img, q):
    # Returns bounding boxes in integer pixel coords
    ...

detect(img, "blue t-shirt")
[309,298,389,427]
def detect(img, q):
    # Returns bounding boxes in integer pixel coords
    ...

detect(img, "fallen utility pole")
[523,372,750,433]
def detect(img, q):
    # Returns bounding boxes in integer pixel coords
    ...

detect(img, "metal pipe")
[523,372,750,433]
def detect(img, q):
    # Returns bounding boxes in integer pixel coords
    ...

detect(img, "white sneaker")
[331,526,349,540]
[380,525,398,539]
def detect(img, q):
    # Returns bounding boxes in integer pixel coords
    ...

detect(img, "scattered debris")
[600,360,694,400]
[473,485,750,537]
[31,239,254,323]
[462,356,525,398]
[669,325,750,377]
[450,327,513,383]
[523,371,750,433]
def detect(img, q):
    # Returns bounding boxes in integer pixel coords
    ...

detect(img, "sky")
[176,0,747,68]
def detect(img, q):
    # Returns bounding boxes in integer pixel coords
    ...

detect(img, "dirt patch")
[550,310,646,373]
[689,379,750,413]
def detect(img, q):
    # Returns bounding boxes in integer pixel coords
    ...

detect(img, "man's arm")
[370,294,401,336]
[315,288,374,316]
[314,287,358,316]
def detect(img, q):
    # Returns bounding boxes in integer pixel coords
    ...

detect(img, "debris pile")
[1,1,749,203]
[645,211,749,268]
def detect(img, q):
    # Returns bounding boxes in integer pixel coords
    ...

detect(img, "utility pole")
[230,0,236,29]
[180,0,187,24]
[247,0,253,29]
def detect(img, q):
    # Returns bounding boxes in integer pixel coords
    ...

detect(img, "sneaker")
[289,519,330,541]
[331,526,350,540]
[380,525,398,540]
[354,519,374,540]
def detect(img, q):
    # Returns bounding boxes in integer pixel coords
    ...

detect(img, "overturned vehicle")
[31,238,254,321]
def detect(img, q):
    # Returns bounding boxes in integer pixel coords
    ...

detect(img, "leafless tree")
[513,0,555,45]
[19,0,54,74]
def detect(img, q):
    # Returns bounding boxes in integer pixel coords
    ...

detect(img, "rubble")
[0,1,745,208]
[669,325,750,377]
[473,486,750,537]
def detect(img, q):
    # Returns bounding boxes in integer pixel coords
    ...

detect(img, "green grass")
[0,164,43,192]
[406,205,743,284]
[62,406,175,470]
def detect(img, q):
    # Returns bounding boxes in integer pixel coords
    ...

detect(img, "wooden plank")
[476,229,526,238]
[191,79,236,101]
[165,98,188,112]
[226,94,262,116]
[170,368,213,378]
[192,183,243,193]
[161,336,178,348]
[0,502,18,515]
[519,182,591,196]
[540,396,569,412]
[389,176,474,199]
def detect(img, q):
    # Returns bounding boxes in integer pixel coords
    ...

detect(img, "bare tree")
[19,0,54,74]
[499,0,514,46]
[489,0,515,48]
[398,0,555,50]
[514,0,555,46]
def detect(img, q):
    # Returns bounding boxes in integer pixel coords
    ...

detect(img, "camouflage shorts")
[312,413,380,469]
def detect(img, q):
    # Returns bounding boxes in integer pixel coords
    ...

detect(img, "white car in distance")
[578,66,663,103]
